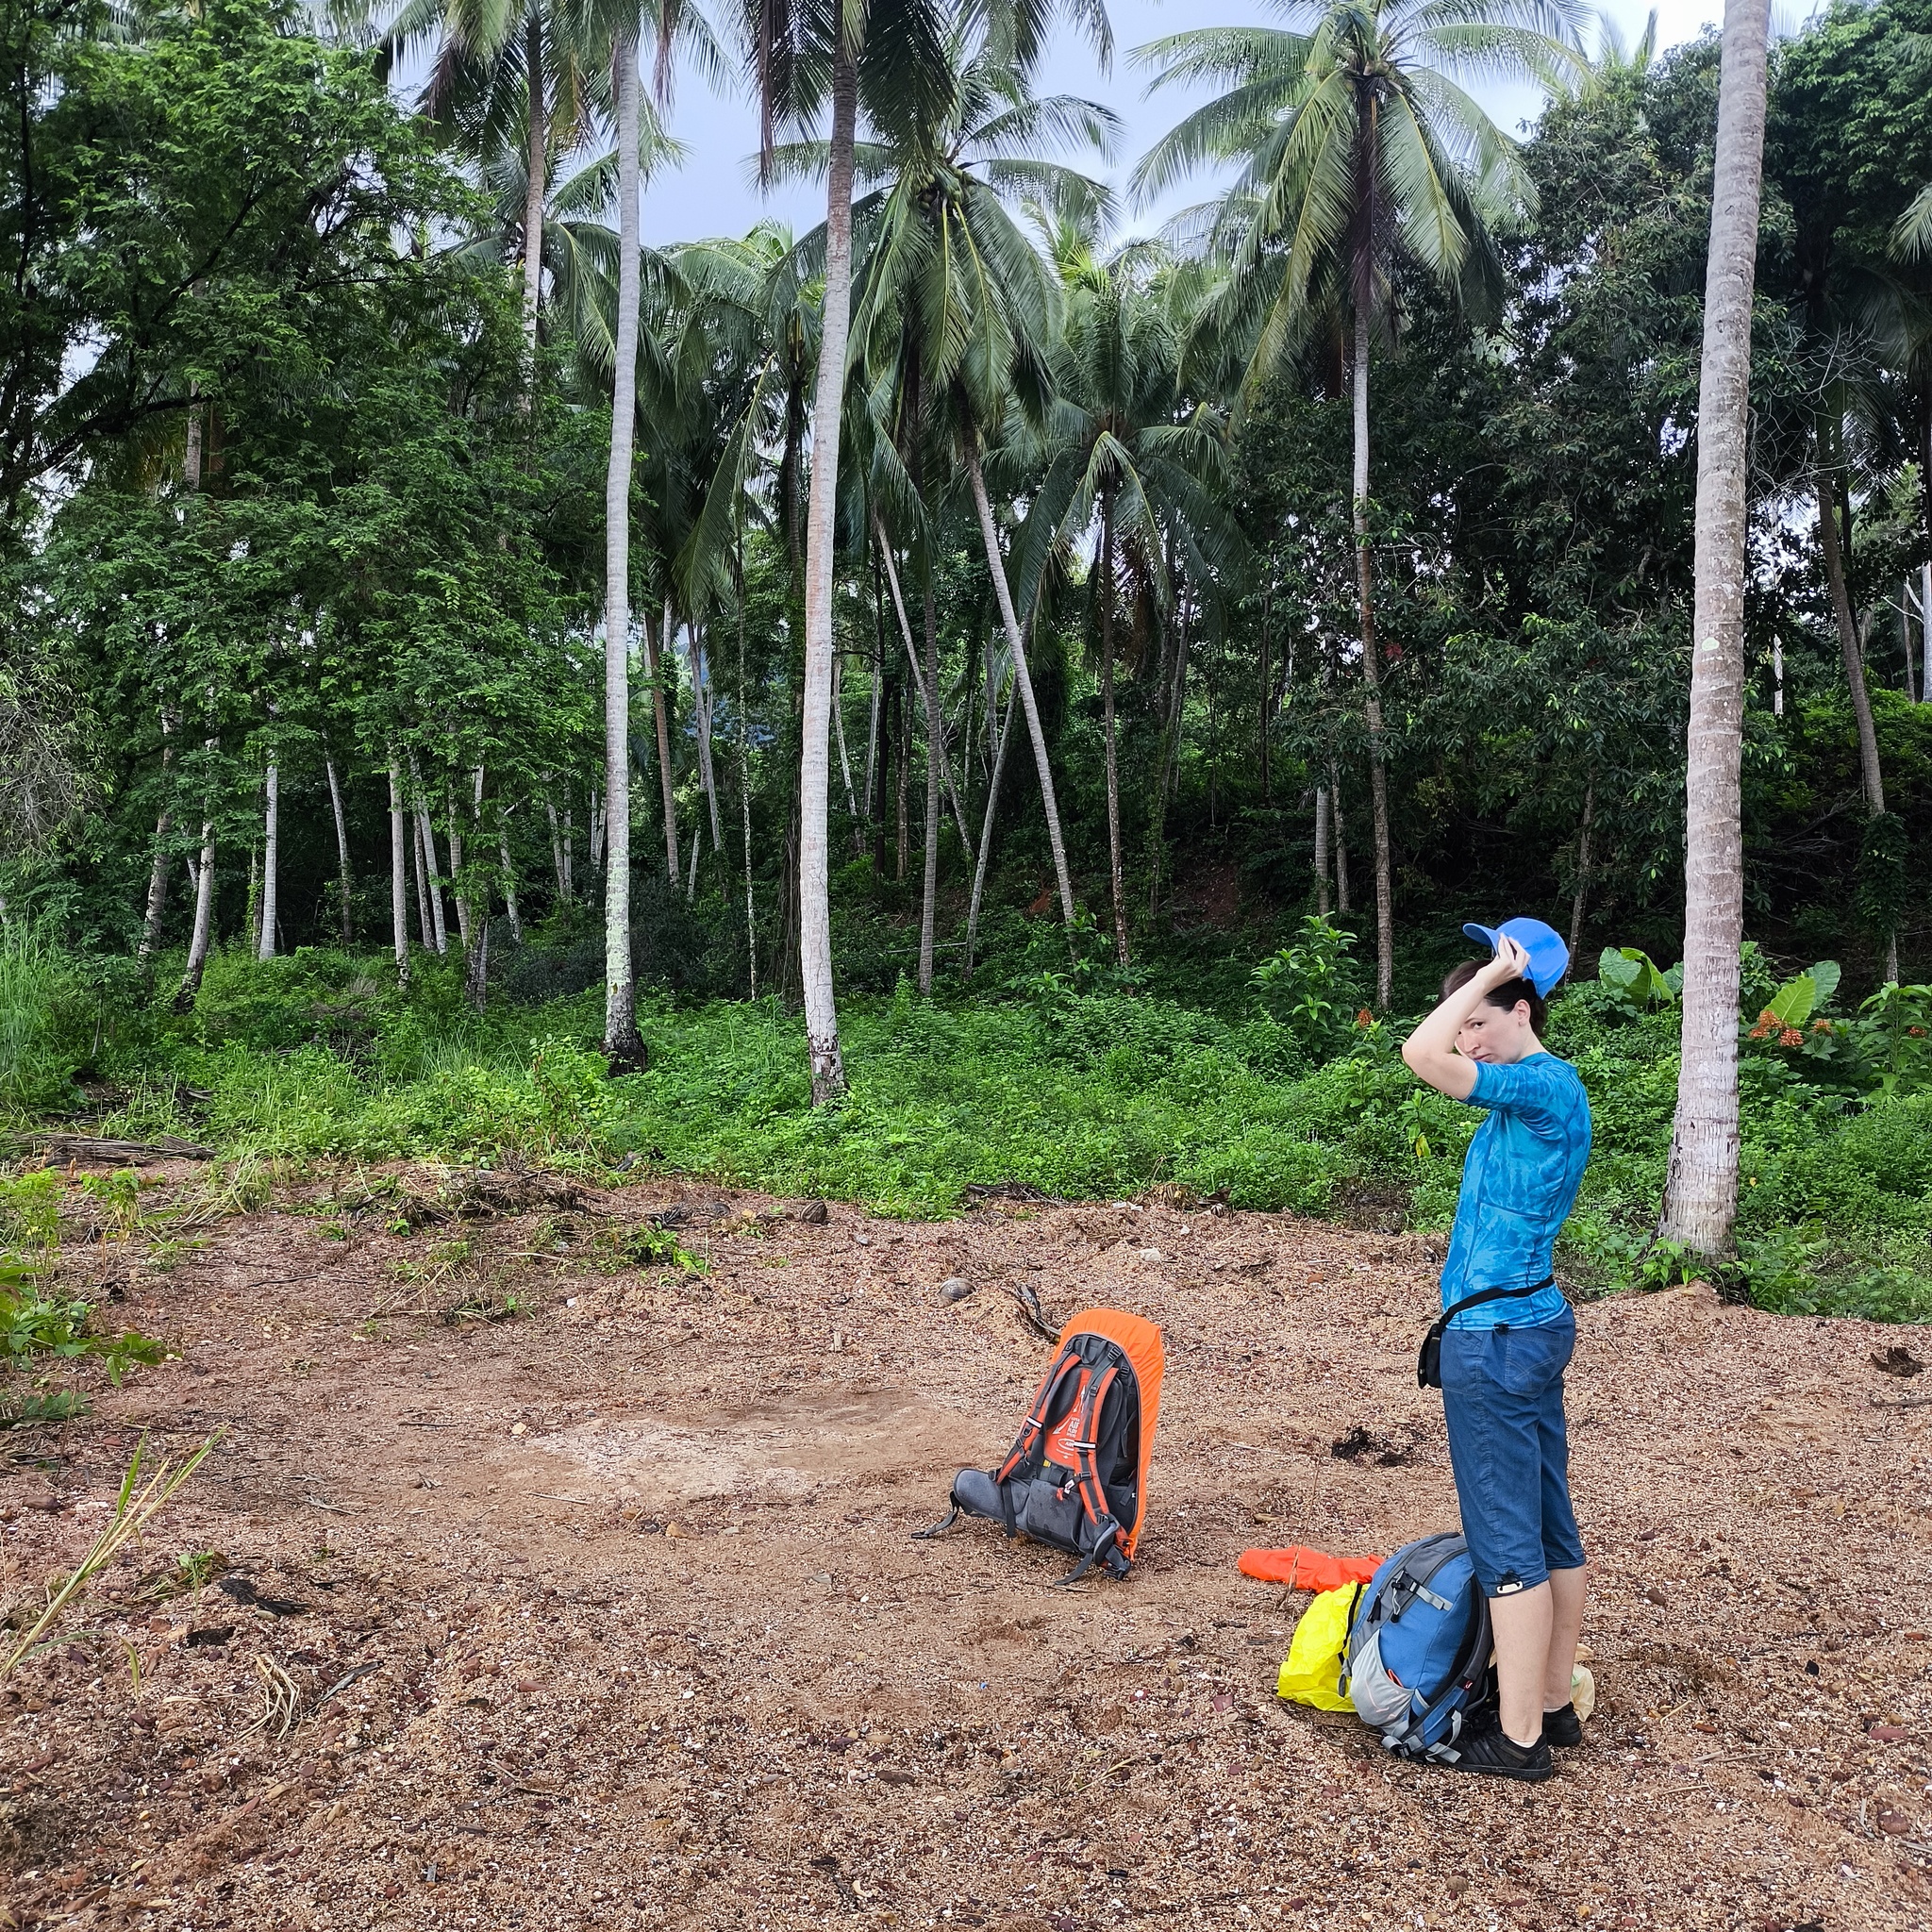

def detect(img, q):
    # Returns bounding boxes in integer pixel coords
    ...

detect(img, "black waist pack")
[1418,1276,1556,1389]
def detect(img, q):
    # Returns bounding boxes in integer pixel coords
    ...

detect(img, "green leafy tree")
[1134,0,1584,1007]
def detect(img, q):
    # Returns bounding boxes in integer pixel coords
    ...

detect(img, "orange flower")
[1355,1008,1374,1028]
[1779,1027,1803,1048]
[1811,1020,1831,1033]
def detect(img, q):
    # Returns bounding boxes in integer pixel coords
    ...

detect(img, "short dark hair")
[1442,958,1547,1034]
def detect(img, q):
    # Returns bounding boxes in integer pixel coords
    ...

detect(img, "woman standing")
[1400,922,1591,1781]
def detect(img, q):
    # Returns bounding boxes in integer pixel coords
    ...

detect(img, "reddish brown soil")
[4,1171,1931,1932]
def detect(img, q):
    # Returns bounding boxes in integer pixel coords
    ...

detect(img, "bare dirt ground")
[5,1166,1932,1932]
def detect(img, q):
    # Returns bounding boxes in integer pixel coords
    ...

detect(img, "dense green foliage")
[3,2,1931,1314]
[3,923,1925,1319]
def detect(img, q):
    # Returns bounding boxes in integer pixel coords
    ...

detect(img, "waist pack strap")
[1418,1276,1555,1388]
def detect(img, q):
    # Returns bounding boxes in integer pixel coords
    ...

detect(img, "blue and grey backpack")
[1344,1532,1495,1760]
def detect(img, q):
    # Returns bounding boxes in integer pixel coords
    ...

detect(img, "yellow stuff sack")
[1275,1583,1363,1712]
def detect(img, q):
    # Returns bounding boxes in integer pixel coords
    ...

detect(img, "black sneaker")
[1543,1701,1584,1748]
[1444,1724,1553,1782]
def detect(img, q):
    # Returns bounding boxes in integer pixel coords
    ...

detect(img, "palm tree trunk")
[964,679,1020,980]
[693,627,724,850]
[797,36,858,1104]
[964,439,1075,928]
[1330,763,1352,915]
[498,815,523,943]
[1569,772,1596,960]
[648,599,680,881]
[257,760,278,961]
[1313,786,1331,917]
[1351,309,1394,1008]
[894,680,910,882]
[1098,496,1129,969]
[175,806,217,1013]
[138,708,176,962]
[410,808,434,950]
[602,25,645,1068]
[1657,0,1773,1257]
[918,553,943,994]
[1146,594,1191,921]
[520,15,546,368]
[736,521,758,999]
[388,759,410,990]
[409,755,448,955]
[547,796,568,901]
[875,521,973,852]
[832,649,858,825]
[1815,430,1887,817]
[325,749,352,945]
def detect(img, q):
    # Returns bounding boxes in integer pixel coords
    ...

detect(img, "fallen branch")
[16,1132,213,1164]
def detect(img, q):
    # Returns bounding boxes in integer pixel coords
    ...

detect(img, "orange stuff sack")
[914,1307,1164,1585]
[1239,1545,1384,1591]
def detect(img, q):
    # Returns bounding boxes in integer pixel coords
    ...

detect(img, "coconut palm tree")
[1013,227,1235,967]
[779,25,1115,987]
[1133,0,1583,1006]
[746,0,1108,1099]
[1656,0,1774,1257]
[380,0,606,364]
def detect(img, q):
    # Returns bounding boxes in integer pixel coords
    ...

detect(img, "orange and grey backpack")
[914,1307,1164,1585]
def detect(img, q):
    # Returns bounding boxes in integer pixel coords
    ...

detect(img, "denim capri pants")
[1440,1308,1588,1596]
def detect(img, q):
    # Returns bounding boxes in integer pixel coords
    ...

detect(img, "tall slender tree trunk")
[410,808,434,950]
[894,681,910,882]
[1569,772,1596,961]
[602,25,646,1068]
[1351,309,1395,1008]
[876,522,971,851]
[1330,764,1352,915]
[1815,418,1897,978]
[257,761,278,961]
[1816,422,1887,818]
[409,755,448,955]
[1922,559,1932,707]
[449,781,473,953]
[964,440,1075,928]
[648,600,680,881]
[175,717,220,1011]
[1146,596,1191,921]
[1313,786,1331,917]
[1658,0,1773,1256]
[175,805,217,1012]
[325,749,353,944]
[692,628,724,850]
[1097,496,1129,969]
[521,16,546,369]
[139,708,176,962]
[388,760,410,990]
[1257,583,1273,804]
[797,37,858,1103]
[964,680,1020,980]
[499,814,523,944]
[547,797,568,901]
[832,650,858,825]
[917,553,943,994]
[737,523,758,999]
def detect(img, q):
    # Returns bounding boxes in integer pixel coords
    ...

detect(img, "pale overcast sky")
[636,1,1734,245]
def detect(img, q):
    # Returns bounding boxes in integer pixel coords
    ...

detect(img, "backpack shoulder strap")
[1050,1357,1132,1586]
[995,1347,1085,1485]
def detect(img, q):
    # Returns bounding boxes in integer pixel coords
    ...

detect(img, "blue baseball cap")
[1462,917,1570,997]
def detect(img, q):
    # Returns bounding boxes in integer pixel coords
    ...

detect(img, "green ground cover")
[4,926,1930,1323]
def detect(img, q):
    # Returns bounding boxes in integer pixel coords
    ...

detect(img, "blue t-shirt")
[1440,1053,1591,1329]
